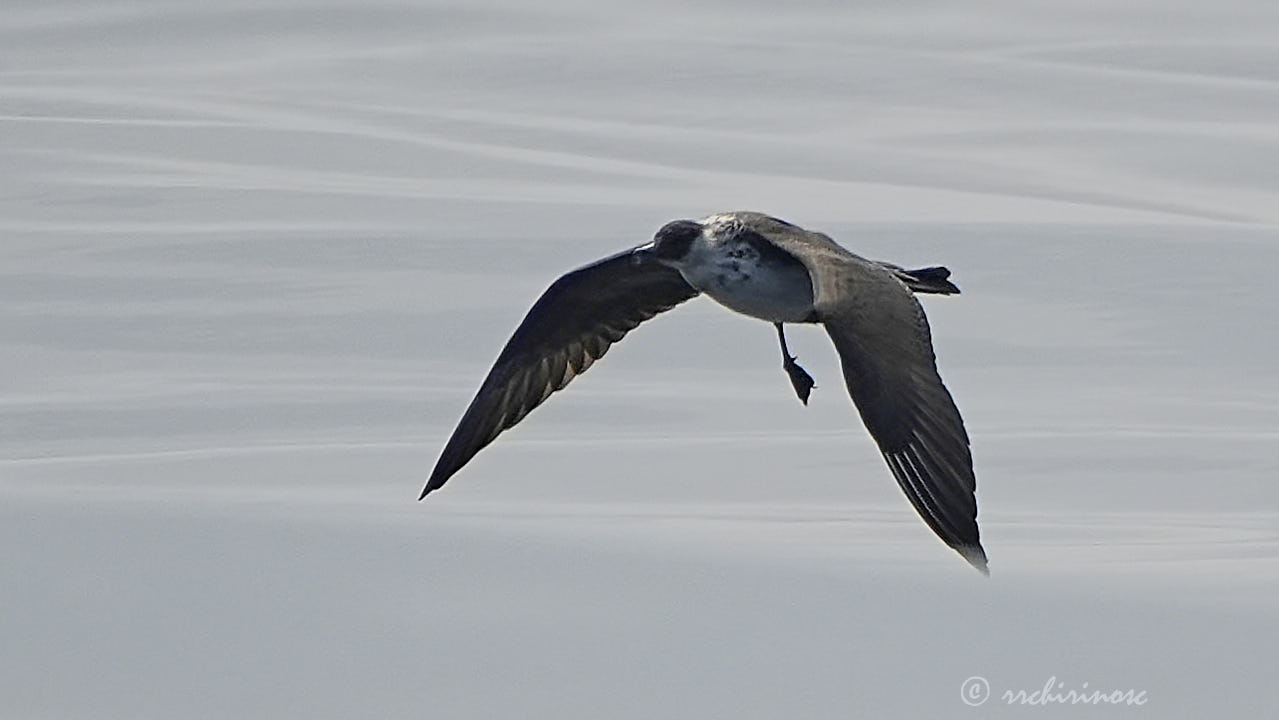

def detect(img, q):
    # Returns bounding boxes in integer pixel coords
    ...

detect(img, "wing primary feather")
[892,448,968,545]
[901,443,976,537]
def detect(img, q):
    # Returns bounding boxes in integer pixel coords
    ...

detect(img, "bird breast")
[679,242,815,323]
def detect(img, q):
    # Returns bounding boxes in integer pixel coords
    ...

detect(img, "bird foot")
[782,356,815,405]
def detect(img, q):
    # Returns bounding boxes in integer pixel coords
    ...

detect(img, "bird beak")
[630,241,657,264]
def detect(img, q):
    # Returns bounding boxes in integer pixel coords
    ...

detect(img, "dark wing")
[817,261,986,573]
[421,245,698,499]
[747,213,985,572]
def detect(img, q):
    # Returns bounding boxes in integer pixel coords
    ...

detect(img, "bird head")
[650,219,701,262]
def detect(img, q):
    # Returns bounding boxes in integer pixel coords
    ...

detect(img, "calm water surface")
[3,1,1277,717]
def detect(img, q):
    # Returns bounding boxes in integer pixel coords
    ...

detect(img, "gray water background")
[3,1,1277,717]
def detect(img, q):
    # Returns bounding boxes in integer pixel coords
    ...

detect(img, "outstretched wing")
[421,245,698,499]
[817,258,985,572]
[744,213,985,572]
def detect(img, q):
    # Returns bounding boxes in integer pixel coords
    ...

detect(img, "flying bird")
[421,212,987,573]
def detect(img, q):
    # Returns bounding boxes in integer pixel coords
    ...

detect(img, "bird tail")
[881,263,960,295]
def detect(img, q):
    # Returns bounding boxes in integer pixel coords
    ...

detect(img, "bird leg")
[775,323,815,405]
